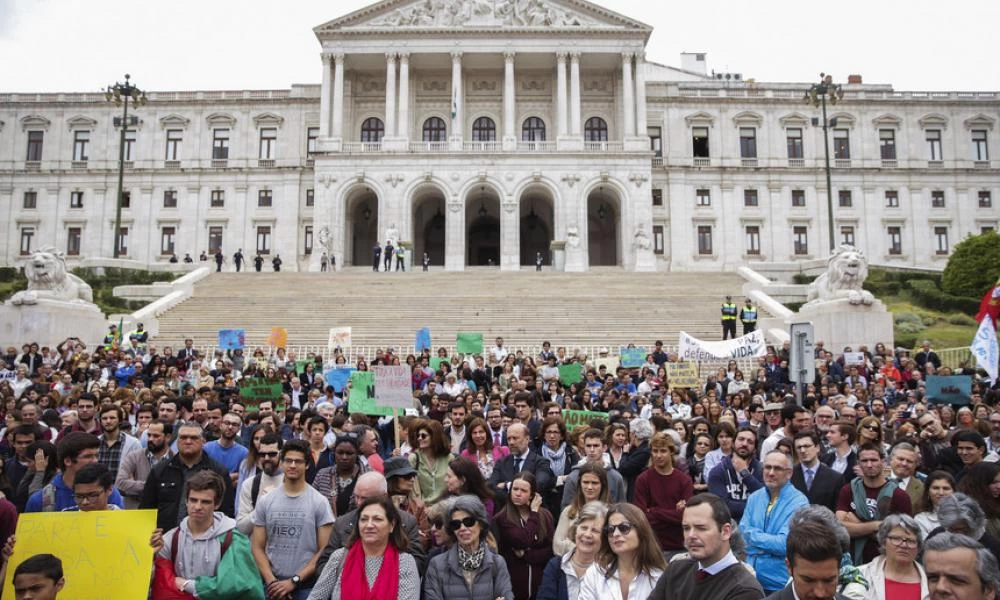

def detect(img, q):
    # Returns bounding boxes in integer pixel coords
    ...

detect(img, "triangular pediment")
[965,113,995,130]
[66,115,98,130]
[20,115,51,131]
[315,0,651,35]
[779,112,810,127]
[159,114,191,129]
[253,112,285,127]
[206,112,237,127]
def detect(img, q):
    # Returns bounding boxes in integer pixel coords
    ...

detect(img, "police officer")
[740,298,758,335]
[233,248,244,272]
[103,325,118,350]
[254,254,264,272]
[214,249,224,272]
[383,240,394,272]
[271,254,282,272]
[395,245,405,272]
[372,242,382,272]
[721,295,738,340]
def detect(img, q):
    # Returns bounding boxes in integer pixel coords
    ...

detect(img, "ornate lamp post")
[804,73,844,252]
[105,74,146,258]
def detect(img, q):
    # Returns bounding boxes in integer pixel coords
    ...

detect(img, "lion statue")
[8,247,94,306]
[806,245,875,306]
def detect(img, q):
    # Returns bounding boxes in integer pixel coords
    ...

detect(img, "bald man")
[488,423,554,510]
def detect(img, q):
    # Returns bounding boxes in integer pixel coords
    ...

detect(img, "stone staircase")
[152,269,758,356]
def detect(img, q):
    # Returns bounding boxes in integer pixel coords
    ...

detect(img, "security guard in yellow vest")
[739,299,758,335]
[721,295,738,339]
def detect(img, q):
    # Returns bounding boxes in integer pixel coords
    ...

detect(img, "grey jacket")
[424,545,513,600]
[315,506,426,576]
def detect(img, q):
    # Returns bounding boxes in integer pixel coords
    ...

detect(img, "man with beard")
[61,394,99,435]
[117,420,173,509]
[236,433,283,534]
[708,427,764,521]
[96,404,141,477]
[761,404,811,457]
[204,412,249,486]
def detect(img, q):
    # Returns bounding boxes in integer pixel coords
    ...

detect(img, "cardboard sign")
[843,352,865,366]
[456,332,484,354]
[218,329,246,351]
[925,375,973,405]
[558,363,583,386]
[665,362,700,389]
[415,327,432,351]
[374,365,412,409]
[328,327,352,350]
[267,327,288,348]
[594,356,620,373]
[348,371,392,416]
[2,510,157,600]
[324,367,355,394]
[0,370,15,381]
[678,330,766,361]
[429,356,449,372]
[239,382,284,412]
[619,347,646,368]
[563,410,609,432]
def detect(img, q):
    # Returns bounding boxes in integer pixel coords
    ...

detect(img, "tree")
[942,231,1000,298]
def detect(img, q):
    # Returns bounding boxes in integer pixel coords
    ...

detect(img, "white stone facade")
[0,0,998,272]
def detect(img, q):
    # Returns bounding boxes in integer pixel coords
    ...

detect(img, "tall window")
[19,227,34,256]
[471,117,495,142]
[935,227,949,254]
[360,117,385,142]
[117,227,129,256]
[839,190,853,208]
[840,226,855,246]
[926,130,943,160]
[584,117,609,142]
[70,191,84,208]
[163,190,178,208]
[885,190,899,207]
[23,191,37,209]
[980,191,993,208]
[306,189,315,207]
[786,128,803,159]
[745,226,761,255]
[973,130,989,161]
[739,127,757,158]
[256,226,272,255]
[521,117,546,142]
[213,129,230,159]
[423,117,447,142]
[121,191,131,208]
[26,131,43,161]
[887,226,902,255]
[653,225,664,255]
[743,189,759,207]
[793,226,809,255]
[306,127,319,155]
[165,129,182,160]
[304,226,313,255]
[879,129,896,159]
[208,226,223,253]
[931,190,945,208]
[692,127,709,157]
[697,225,713,255]
[696,189,711,206]
[160,227,176,255]
[258,189,273,208]
[123,130,136,161]
[259,128,277,159]
[833,129,850,159]
[652,189,663,207]
[67,227,81,256]
[210,190,225,208]
[73,131,90,160]
[648,126,662,157]
[791,189,806,207]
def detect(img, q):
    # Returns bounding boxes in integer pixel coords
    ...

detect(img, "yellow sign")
[3,509,157,600]
[666,362,701,389]
[267,327,288,347]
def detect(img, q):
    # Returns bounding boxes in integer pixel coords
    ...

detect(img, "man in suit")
[765,518,849,599]
[488,422,554,509]
[791,430,844,512]
[821,420,857,478]
[889,442,925,509]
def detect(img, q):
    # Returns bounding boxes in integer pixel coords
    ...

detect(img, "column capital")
[321,52,333,65]
[570,52,581,62]
[385,52,397,63]
[450,50,463,61]
[504,50,516,62]
[556,51,568,62]
[621,51,635,62]
[333,52,345,63]
[398,52,410,62]
[634,51,646,63]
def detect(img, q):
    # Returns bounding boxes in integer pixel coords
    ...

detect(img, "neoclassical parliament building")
[1,0,998,272]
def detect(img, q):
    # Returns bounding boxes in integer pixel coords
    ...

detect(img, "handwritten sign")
[619,347,646,368]
[665,362,700,389]
[843,352,865,366]
[218,329,246,351]
[0,370,15,381]
[563,410,609,432]
[594,356,619,373]
[374,365,412,409]
[2,510,157,600]
[558,363,583,386]
[679,330,766,361]
[349,371,392,416]
[926,375,973,405]
[456,332,484,354]
[328,327,352,350]
[267,327,288,348]
[239,382,284,412]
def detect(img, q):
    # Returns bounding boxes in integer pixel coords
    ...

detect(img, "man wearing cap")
[384,456,430,550]
[721,296,738,340]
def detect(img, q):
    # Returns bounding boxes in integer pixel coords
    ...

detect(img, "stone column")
[320,53,332,137]
[397,53,410,140]
[445,197,464,271]
[450,52,464,146]
[621,52,635,138]
[570,52,582,136]
[634,51,648,138]
[503,51,516,150]
[385,53,397,140]
[332,53,346,141]
[500,196,519,271]
[556,52,569,138]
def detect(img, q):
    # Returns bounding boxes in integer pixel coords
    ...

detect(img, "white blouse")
[577,563,663,600]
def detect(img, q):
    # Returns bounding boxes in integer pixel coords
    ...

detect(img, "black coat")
[791,463,844,512]
[488,450,555,510]
[765,584,849,600]
[140,452,234,531]
[820,448,857,479]
[617,441,651,501]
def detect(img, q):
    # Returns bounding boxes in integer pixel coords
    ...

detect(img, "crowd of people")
[0,332,999,600]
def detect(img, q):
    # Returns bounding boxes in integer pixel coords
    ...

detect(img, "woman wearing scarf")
[537,416,580,516]
[307,495,419,600]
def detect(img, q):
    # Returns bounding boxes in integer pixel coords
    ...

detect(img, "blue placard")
[619,347,647,368]
[925,375,973,405]
[415,327,432,351]
[325,367,356,393]
[218,329,245,351]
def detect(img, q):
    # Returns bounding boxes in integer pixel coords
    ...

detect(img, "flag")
[970,314,999,382]
[976,276,1000,327]
[115,317,124,348]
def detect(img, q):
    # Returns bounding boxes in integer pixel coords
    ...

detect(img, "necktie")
[494,432,501,447]
[513,457,523,473]
[696,570,710,581]
[805,467,814,491]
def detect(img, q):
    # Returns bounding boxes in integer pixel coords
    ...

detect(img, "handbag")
[151,528,233,600]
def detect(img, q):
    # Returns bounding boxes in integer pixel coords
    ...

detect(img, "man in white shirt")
[760,404,811,457]
[236,433,283,534]
[490,337,509,363]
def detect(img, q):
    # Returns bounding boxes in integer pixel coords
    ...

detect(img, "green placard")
[239,383,284,413]
[348,371,393,416]
[558,363,583,385]
[294,360,311,375]
[562,409,608,432]
[456,332,484,354]
[429,356,449,372]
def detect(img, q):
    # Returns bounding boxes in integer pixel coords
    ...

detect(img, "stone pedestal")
[550,241,566,272]
[787,298,894,352]
[0,300,107,348]
[634,247,656,272]
[564,244,585,272]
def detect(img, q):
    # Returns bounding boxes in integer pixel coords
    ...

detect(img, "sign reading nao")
[678,330,766,361]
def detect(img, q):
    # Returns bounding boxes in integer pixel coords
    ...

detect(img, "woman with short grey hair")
[932,492,1000,562]
[854,514,927,600]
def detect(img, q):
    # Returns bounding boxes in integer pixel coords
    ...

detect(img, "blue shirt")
[24,472,125,512]
[204,440,249,474]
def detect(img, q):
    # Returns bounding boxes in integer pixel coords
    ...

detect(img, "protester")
[25,432,124,512]
[489,422,554,510]
[854,514,928,600]
[708,426,763,521]
[922,532,999,600]
[495,471,555,600]
[538,501,607,600]
[116,420,172,509]
[560,428,627,508]
[958,462,1000,539]
[236,433,283,535]
[577,503,666,599]
[553,462,610,554]
[634,431,693,558]
[766,518,849,600]
[409,419,454,506]
[792,430,844,513]
[915,470,956,538]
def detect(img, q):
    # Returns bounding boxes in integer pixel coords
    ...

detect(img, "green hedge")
[906,279,979,314]
[792,274,816,284]
[942,231,1000,298]
[0,267,23,283]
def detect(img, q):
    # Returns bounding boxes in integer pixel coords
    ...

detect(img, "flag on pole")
[971,314,999,382]
[976,276,1000,325]
[115,317,124,348]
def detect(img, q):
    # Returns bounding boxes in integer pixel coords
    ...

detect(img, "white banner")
[373,365,412,409]
[327,327,352,351]
[971,315,999,382]
[0,370,14,381]
[679,330,767,361]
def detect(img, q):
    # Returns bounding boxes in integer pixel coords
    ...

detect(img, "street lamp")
[105,74,147,258]
[804,73,844,252]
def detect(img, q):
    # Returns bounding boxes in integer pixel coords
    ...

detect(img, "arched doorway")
[519,188,554,266]
[466,185,501,266]
[412,187,446,267]
[587,187,619,266]
[346,188,378,266]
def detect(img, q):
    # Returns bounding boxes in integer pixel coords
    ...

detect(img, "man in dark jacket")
[765,518,849,600]
[141,422,234,530]
[488,423,554,509]
[616,417,654,501]
[791,430,843,512]
[707,427,763,520]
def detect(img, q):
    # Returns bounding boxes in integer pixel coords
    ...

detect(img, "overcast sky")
[1,0,997,93]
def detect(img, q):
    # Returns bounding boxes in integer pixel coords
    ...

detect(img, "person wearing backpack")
[150,470,264,600]
[24,432,124,512]
[235,433,283,535]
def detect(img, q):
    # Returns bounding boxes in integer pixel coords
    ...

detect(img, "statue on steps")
[632,223,652,251]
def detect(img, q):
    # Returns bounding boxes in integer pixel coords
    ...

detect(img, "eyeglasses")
[886,535,918,548]
[259,451,279,458]
[862,425,880,432]
[282,457,306,465]
[417,432,429,439]
[73,491,105,503]
[449,516,477,530]
[605,522,634,536]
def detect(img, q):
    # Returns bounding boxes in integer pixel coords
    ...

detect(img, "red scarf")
[341,540,399,600]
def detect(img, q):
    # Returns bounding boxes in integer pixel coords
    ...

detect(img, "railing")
[834,159,852,168]
[258,159,275,168]
[164,160,181,169]
[583,141,624,152]
[123,161,134,169]
[651,157,663,168]
[787,158,805,167]
[343,142,383,153]
[23,161,40,171]
[463,141,503,152]
[974,161,992,169]
[409,141,449,152]
[881,159,898,168]
[693,157,711,167]
[518,141,555,152]
[927,160,944,168]
[71,160,88,169]
[212,159,228,168]
[741,158,758,168]
[936,347,973,369]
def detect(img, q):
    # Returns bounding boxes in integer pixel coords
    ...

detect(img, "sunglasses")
[862,425,879,431]
[417,432,430,439]
[259,451,279,458]
[449,516,477,530]
[605,522,634,536]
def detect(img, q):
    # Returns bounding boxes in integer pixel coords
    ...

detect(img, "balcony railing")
[164,160,181,169]
[651,157,663,168]
[344,142,383,153]
[975,160,991,169]
[693,157,711,167]
[927,160,944,168]
[518,141,555,152]
[410,141,449,152]
[258,159,275,168]
[834,159,852,168]
[583,141,624,152]
[741,158,758,168]
[71,160,88,169]
[787,158,805,167]
[24,161,40,171]
[463,141,503,152]
[212,159,228,168]
[881,159,898,168]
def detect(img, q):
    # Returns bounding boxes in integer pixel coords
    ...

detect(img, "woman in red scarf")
[307,496,420,600]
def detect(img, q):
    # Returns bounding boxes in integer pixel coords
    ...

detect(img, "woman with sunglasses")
[578,503,665,600]
[407,419,454,505]
[495,471,555,600]
[857,416,890,456]
[424,495,514,600]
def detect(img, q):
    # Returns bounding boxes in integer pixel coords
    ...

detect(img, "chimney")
[680,52,707,75]
[847,74,863,85]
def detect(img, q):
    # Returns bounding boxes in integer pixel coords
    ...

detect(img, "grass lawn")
[881,294,977,350]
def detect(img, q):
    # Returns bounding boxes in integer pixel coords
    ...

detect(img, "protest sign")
[558,363,583,386]
[218,329,245,350]
[324,367,355,393]
[843,352,865,366]
[349,371,392,416]
[925,375,973,405]
[666,362,700,388]
[415,328,432,351]
[374,365,412,409]
[267,327,288,348]
[594,356,620,373]
[2,509,157,600]
[239,382,284,412]
[429,356,449,372]
[619,347,646,368]
[0,370,14,381]
[456,332,484,354]
[563,410,609,432]
[328,327,352,350]
[678,330,766,361]
[294,360,311,375]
